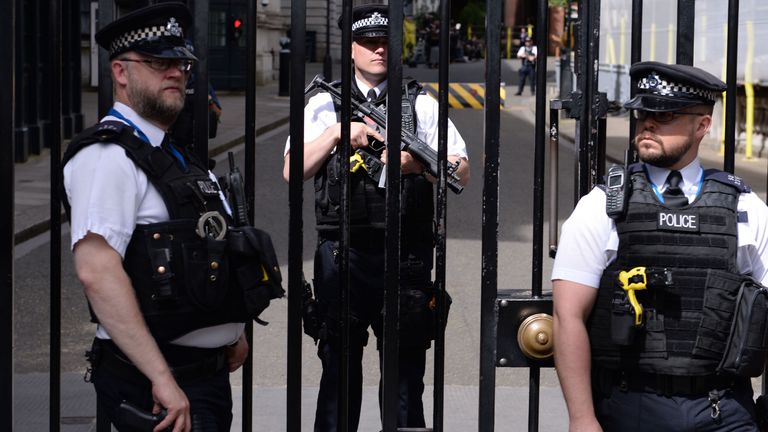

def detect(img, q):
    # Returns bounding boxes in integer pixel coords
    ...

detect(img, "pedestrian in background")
[283,4,469,431]
[552,61,768,431]
[516,37,537,95]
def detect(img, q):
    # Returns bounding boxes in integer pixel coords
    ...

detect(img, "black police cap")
[95,2,197,61]
[623,61,726,112]
[338,4,388,39]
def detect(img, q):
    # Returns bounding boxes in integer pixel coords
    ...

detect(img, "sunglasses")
[119,57,194,73]
[632,110,705,124]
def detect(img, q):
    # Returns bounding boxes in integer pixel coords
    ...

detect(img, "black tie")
[367,88,377,103]
[662,170,688,208]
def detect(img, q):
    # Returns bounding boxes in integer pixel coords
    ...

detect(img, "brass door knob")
[517,313,554,360]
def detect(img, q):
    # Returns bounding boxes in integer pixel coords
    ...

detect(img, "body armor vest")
[314,79,434,246]
[63,121,282,342]
[587,164,750,376]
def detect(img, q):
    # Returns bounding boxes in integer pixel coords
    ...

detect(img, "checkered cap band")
[638,72,717,102]
[109,20,184,55]
[352,12,388,32]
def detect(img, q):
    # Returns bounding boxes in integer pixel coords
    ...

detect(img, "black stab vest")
[314,79,434,247]
[588,164,751,376]
[62,121,251,342]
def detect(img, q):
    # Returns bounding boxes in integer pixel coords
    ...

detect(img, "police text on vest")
[657,210,700,232]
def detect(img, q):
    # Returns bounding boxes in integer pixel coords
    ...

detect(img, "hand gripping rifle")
[304,74,464,194]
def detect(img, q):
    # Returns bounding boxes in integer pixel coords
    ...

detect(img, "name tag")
[657,210,700,232]
[197,180,220,196]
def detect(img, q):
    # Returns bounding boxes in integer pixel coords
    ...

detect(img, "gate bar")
[242,0,259,430]
[50,0,63,430]
[478,0,502,429]
[382,1,404,429]
[97,0,113,118]
[627,0,643,162]
[287,0,307,430]
[528,1,550,430]
[676,0,695,66]
[432,0,452,429]
[192,0,210,165]
[723,0,739,174]
[0,0,15,428]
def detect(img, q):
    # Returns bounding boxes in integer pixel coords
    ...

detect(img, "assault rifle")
[304,74,464,194]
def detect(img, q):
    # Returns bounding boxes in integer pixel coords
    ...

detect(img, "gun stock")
[226,152,249,226]
[305,75,464,194]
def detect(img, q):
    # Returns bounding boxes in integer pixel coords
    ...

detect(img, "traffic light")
[232,17,243,40]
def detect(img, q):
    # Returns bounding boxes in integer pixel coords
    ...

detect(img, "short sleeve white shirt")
[551,159,768,287]
[284,78,468,160]
[64,102,243,347]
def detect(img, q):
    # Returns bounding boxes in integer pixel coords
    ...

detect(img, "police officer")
[63,3,279,431]
[282,5,469,431]
[515,38,537,96]
[552,61,768,431]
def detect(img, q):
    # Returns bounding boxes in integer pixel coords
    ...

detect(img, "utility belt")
[86,338,227,384]
[594,367,745,397]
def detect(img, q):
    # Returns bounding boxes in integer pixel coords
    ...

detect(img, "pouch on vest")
[228,226,285,323]
[717,278,768,377]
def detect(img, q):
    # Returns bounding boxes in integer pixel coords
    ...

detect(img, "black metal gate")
[0,0,755,431]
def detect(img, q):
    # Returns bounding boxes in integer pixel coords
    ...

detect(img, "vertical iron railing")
[50,0,63,430]
[0,0,14,429]
[676,0,695,66]
[15,0,27,163]
[287,1,307,431]
[528,1,549,431]
[723,0,739,174]
[242,0,259,430]
[96,0,113,118]
[478,0,502,430]
[432,0,451,430]
[381,1,404,429]
[627,0,642,162]
[192,0,210,163]
[575,0,602,196]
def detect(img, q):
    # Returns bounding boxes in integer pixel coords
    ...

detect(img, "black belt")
[597,368,743,397]
[94,339,227,383]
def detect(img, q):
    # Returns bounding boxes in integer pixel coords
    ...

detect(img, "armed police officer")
[552,61,768,431]
[63,3,282,431]
[283,5,469,431]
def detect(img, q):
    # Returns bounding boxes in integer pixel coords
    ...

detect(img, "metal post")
[628,0,643,162]
[478,0,502,429]
[241,1,258,430]
[287,0,307,430]
[97,0,113,118]
[381,1,403,429]
[49,0,63,429]
[676,0,695,66]
[0,0,14,428]
[25,0,42,155]
[61,0,73,139]
[528,1,550,430]
[337,3,352,429]
[192,0,209,164]
[323,0,333,80]
[70,0,83,134]
[433,0,450,430]
[575,0,602,196]
[14,0,28,162]
[723,0,739,174]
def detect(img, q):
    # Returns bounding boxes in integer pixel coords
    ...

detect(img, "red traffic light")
[233,18,243,29]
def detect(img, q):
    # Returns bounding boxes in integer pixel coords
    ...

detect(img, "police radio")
[605,164,629,219]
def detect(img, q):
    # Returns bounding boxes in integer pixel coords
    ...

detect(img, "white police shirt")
[551,158,768,288]
[283,76,469,160]
[63,102,243,348]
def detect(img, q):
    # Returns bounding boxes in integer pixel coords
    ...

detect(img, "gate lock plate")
[496,290,554,368]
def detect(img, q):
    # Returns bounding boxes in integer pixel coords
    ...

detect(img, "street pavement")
[11,59,768,431]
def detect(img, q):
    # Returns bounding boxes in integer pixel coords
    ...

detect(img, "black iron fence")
[0,0,754,431]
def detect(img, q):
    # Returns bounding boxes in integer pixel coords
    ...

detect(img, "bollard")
[279,36,290,97]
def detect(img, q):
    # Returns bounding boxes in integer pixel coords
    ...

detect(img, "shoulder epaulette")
[703,169,751,193]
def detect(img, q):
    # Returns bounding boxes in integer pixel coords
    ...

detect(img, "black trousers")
[91,340,233,432]
[313,236,431,432]
[594,379,759,432]
[517,65,536,95]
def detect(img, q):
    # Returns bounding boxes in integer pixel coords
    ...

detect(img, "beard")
[635,132,695,168]
[126,76,185,127]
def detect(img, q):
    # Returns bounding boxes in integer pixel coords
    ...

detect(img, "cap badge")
[166,17,182,37]
[639,72,673,96]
